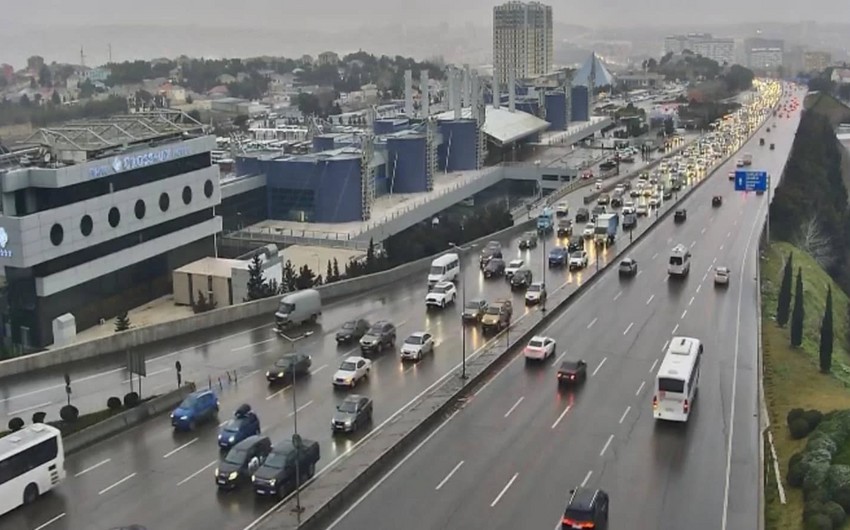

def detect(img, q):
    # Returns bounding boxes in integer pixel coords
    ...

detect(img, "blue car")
[171,389,219,431]
[217,404,261,449]
[548,247,568,267]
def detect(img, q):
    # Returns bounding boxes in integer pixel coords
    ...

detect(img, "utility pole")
[449,242,476,379]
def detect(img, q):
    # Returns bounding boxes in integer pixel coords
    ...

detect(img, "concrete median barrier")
[64,382,196,454]
[250,95,781,530]
[0,221,534,380]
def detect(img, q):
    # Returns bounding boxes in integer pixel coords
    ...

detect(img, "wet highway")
[325,85,801,530]
[3,142,686,530]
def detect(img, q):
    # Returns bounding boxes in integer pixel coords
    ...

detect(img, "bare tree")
[795,214,835,269]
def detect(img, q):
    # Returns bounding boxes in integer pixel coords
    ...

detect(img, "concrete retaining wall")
[0,221,534,380]
[64,382,196,454]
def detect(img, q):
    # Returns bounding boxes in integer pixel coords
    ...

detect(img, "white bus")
[667,244,692,276]
[653,336,703,422]
[427,253,460,287]
[0,424,65,516]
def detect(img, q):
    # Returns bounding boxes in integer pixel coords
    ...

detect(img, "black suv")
[336,319,370,344]
[674,209,687,223]
[510,269,533,291]
[712,196,722,207]
[266,352,312,383]
[483,258,505,278]
[561,487,609,530]
[567,239,584,253]
[575,208,590,223]
[359,321,396,354]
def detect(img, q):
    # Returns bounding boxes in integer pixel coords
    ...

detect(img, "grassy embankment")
[763,241,850,529]
[803,93,850,193]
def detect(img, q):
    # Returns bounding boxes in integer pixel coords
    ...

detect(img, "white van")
[668,244,692,276]
[274,289,322,331]
[428,253,460,287]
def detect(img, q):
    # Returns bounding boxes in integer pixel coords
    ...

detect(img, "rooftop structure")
[434,106,549,147]
[573,53,615,88]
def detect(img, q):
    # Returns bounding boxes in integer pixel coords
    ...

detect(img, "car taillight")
[652,395,658,410]
[562,518,595,529]
[683,399,689,413]
[569,374,575,380]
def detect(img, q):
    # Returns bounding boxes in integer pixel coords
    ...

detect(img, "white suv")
[569,250,589,270]
[425,281,457,308]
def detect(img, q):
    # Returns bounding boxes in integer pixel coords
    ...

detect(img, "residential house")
[207,85,230,98]
[831,69,850,85]
[318,51,340,66]
[217,73,237,84]
[83,67,110,83]
[158,82,188,103]
[1,64,14,82]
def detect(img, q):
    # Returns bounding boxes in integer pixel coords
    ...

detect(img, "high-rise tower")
[492,1,553,85]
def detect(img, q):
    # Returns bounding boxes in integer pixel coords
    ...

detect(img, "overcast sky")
[3,0,847,30]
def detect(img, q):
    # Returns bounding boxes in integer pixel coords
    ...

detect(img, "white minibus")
[0,424,65,516]
[653,336,703,422]
[427,253,460,286]
[667,244,691,276]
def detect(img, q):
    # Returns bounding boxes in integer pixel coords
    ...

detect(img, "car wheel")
[23,484,38,505]
[441,300,446,308]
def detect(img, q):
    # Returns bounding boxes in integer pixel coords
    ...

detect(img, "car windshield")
[509,261,523,267]
[342,321,356,330]
[340,361,357,371]
[222,418,244,433]
[432,285,448,294]
[528,339,545,348]
[465,301,482,310]
[429,266,444,275]
[263,445,293,469]
[339,400,359,413]
[274,356,296,368]
[405,335,424,345]
[670,257,683,266]
[528,285,541,292]
[278,302,295,313]
[659,377,686,393]
[180,395,199,408]
[620,261,632,268]
[560,361,580,372]
[368,325,384,334]
[485,306,501,315]
[225,447,248,466]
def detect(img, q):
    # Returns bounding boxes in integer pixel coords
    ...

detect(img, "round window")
[108,207,120,228]
[50,223,64,246]
[80,215,93,236]
[159,192,170,212]
[182,185,192,205]
[134,199,146,220]
[204,179,214,199]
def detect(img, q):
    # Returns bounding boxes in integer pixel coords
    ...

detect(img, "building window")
[134,199,146,220]
[49,223,64,246]
[80,215,93,236]
[108,207,120,228]
[182,186,192,205]
[159,192,170,212]
[204,179,214,199]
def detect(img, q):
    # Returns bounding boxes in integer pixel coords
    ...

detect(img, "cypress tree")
[819,285,834,373]
[246,254,266,301]
[790,268,805,347]
[326,260,334,283]
[114,311,131,332]
[776,252,793,327]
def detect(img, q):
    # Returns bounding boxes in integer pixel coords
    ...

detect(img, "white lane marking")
[649,358,660,373]
[619,406,631,424]
[33,514,66,530]
[722,185,765,530]
[689,296,695,306]
[435,460,465,491]
[7,401,52,416]
[720,244,724,250]
[581,470,593,487]
[696,284,702,293]
[287,400,314,417]
[701,228,706,235]
[708,264,713,273]
[661,340,669,353]
[587,317,597,329]
[613,291,622,301]
[265,386,289,401]
[592,357,607,377]
[74,458,111,477]
[504,396,525,418]
[551,405,572,429]
[646,294,654,305]
[600,434,614,456]
[712,257,717,265]
[232,337,276,352]
[662,275,668,282]
[727,231,732,238]
[311,364,328,375]
[177,460,217,486]
[652,252,658,260]
[163,438,198,458]
[98,472,136,495]
[690,240,696,248]
[703,273,708,282]
[637,270,644,277]
[672,324,680,335]
[122,367,169,383]
[681,310,688,319]
[554,352,567,365]
[636,381,646,396]
[324,410,460,530]
[623,322,634,335]
[490,472,519,507]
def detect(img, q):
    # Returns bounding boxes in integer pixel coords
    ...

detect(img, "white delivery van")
[667,244,692,277]
[428,253,460,287]
[275,289,322,331]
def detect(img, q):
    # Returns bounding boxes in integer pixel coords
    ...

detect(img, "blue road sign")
[735,170,768,192]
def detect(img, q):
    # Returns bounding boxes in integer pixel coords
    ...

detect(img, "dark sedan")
[462,299,488,323]
[483,258,506,278]
[336,319,370,344]
[266,352,312,383]
[331,395,373,434]
[557,360,588,385]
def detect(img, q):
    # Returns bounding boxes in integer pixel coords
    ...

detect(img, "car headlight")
[278,372,285,377]
[215,468,220,476]
[345,420,352,427]
[180,415,188,420]
[265,371,270,377]
[251,474,256,482]
[228,436,235,443]
[228,471,238,480]
[269,478,276,486]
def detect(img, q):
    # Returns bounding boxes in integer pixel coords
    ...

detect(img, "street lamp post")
[449,242,475,379]
[278,330,314,521]
[541,231,547,312]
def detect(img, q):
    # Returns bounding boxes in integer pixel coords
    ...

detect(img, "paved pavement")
[319,85,804,530]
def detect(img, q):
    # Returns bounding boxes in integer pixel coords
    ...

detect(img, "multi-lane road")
[326,86,803,530]
[3,85,783,530]
[5,137,683,530]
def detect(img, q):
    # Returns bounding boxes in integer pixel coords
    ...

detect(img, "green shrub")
[808,488,832,504]
[789,408,806,425]
[793,417,814,439]
[805,461,831,494]
[805,513,834,530]
[822,501,847,527]
[59,405,79,422]
[806,410,825,430]
[805,501,827,519]
[826,465,850,495]
[809,437,840,460]
[790,453,806,487]
[832,485,850,512]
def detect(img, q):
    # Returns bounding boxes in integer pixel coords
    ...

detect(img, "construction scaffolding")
[425,118,437,191]
[360,133,375,221]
